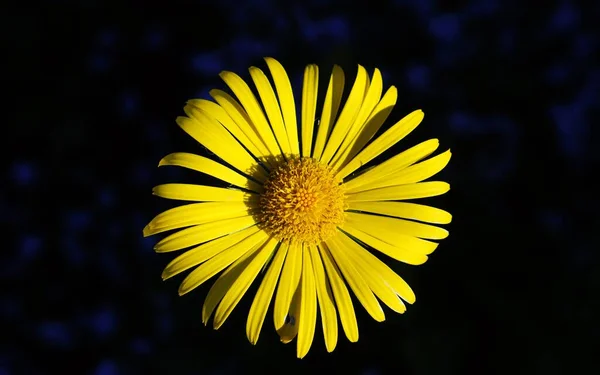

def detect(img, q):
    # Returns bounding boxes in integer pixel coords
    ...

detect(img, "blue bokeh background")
[3,0,599,373]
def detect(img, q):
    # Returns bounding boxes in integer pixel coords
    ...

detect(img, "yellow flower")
[144,57,451,358]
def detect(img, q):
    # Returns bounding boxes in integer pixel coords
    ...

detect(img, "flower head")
[144,57,452,358]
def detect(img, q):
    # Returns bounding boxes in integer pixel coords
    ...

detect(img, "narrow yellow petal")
[162,226,260,280]
[202,245,257,325]
[336,233,408,311]
[318,244,359,342]
[336,86,398,172]
[154,215,257,253]
[249,67,292,155]
[344,139,440,192]
[187,99,267,167]
[208,90,273,165]
[347,201,452,224]
[320,65,368,165]
[264,57,300,155]
[297,245,317,358]
[338,232,415,304]
[143,201,257,237]
[307,245,338,353]
[158,152,263,193]
[213,237,279,329]
[176,112,266,179]
[301,64,319,157]
[337,109,424,180]
[246,242,288,345]
[341,225,428,265]
[274,242,302,329]
[312,65,344,161]
[178,229,269,295]
[346,181,450,202]
[219,71,281,158]
[330,68,383,171]
[324,240,385,322]
[152,183,256,202]
[277,284,301,344]
[345,212,448,241]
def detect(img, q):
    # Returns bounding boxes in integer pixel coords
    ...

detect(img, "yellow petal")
[152,183,256,202]
[178,229,269,295]
[301,64,319,157]
[330,68,383,171]
[208,90,272,165]
[144,201,257,237]
[158,152,263,193]
[336,86,398,172]
[345,212,448,241]
[264,57,300,155]
[274,242,302,329]
[307,244,338,353]
[154,215,257,253]
[162,226,260,280]
[213,237,279,329]
[186,99,267,169]
[336,233,410,310]
[344,139,439,192]
[249,67,292,155]
[324,239,385,322]
[219,71,281,158]
[346,181,450,202]
[347,201,452,224]
[202,245,257,325]
[338,232,415,304]
[320,65,368,165]
[318,244,359,342]
[340,225,428,266]
[312,65,344,161]
[176,112,266,179]
[337,109,424,180]
[246,242,288,345]
[277,283,301,344]
[296,245,318,358]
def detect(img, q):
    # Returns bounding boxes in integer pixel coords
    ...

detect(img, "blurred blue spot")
[228,37,272,63]
[500,29,515,53]
[65,210,92,232]
[130,338,151,355]
[322,16,349,42]
[144,29,166,50]
[573,34,594,58]
[97,29,118,47]
[192,52,223,76]
[91,307,117,338]
[544,64,569,85]
[193,87,212,101]
[11,161,37,186]
[539,210,564,232]
[429,14,460,43]
[119,90,139,117]
[98,187,116,208]
[93,359,119,375]
[550,104,588,160]
[550,2,579,31]
[394,0,433,18]
[89,53,111,73]
[467,0,499,16]
[37,322,72,348]
[449,112,476,133]
[156,315,173,337]
[406,65,430,90]
[61,237,86,267]
[20,234,42,259]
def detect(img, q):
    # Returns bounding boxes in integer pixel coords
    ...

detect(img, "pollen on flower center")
[258,157,346,245]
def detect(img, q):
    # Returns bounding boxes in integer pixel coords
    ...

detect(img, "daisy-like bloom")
[144,57,451,358]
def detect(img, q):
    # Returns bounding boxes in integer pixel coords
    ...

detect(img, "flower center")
[258,157,346,245]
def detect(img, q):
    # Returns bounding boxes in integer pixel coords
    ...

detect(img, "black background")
[3,0,599,374]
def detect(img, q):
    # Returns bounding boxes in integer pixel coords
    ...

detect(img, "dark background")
[4,0,599,374]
